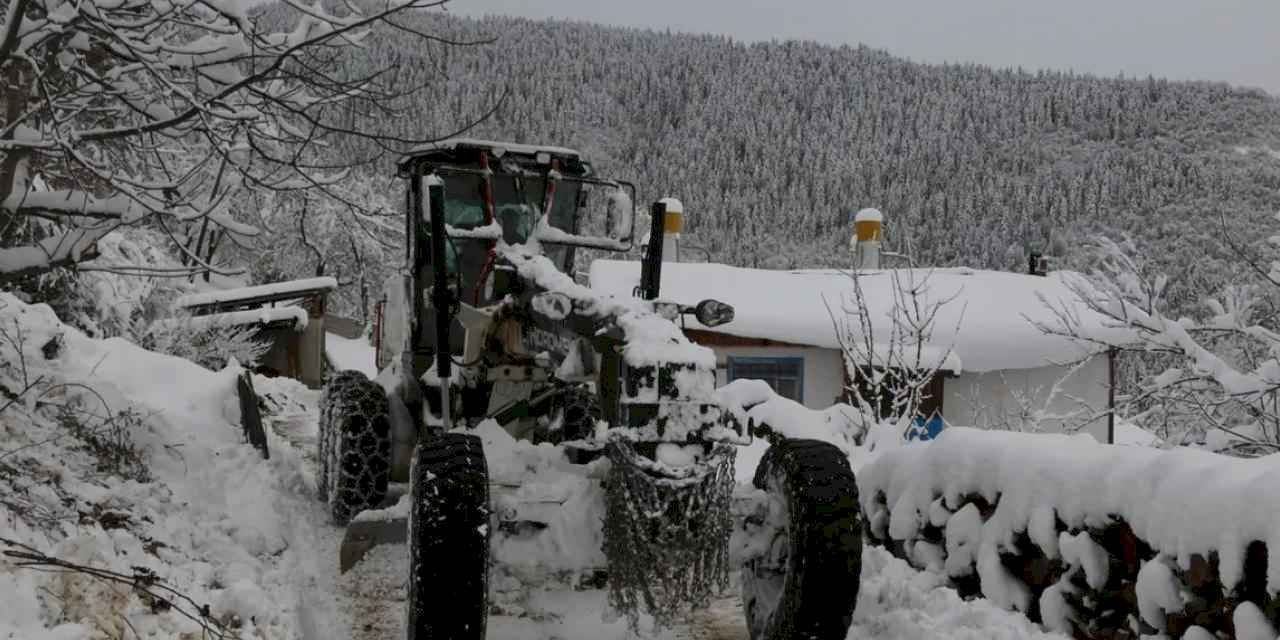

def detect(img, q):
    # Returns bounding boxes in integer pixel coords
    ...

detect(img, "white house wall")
[700,341,1113,443]
[708,345,846,410]
[941,354,1111,442]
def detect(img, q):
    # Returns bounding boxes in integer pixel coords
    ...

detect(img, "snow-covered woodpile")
[859,428,1280,638]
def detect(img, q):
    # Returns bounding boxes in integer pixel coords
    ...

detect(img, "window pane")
[491,175,545,244]
[550,180,581,234]
[773,379,799,402]
[442,173,486,228]
[735,360,800,380]
[728,357,803,403]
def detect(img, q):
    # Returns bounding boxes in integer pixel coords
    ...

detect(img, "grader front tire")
[742,438,862,640]
[406,433,490,640]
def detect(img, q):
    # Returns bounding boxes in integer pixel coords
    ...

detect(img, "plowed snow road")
[273,406,1065,640]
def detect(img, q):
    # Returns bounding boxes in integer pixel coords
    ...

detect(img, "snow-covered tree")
[1043,232,1280,455]
[0,0,488,285]
[226,172,401,320]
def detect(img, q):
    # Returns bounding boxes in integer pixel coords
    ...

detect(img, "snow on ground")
[848,548,1066,640]
[0,292,344,640]
[341,528,1070,640]
[0,290,1088,639]
[1114,420,1161,446]
[325,332,378,378]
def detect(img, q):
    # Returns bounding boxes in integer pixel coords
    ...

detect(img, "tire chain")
[317,372,364,502]
[320,371,392,524]
[603,440,737,630]
[745,439,862,640]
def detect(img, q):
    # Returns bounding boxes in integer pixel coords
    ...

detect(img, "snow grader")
[317,138,862,639]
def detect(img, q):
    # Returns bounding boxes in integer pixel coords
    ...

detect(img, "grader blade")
[339,516,409,573]
[337,485,409,573]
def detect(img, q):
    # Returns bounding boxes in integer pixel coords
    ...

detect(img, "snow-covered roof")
[185,306,309,331]
[175,277,337,311]
[400,138,582,163]
[588,260,1130,373]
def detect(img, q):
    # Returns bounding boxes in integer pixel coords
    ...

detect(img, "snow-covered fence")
[859,428,1280,638]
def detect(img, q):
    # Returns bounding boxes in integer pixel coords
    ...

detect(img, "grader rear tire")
[407,433,490,640]
[742,438,862,640]
[318,370,391,525]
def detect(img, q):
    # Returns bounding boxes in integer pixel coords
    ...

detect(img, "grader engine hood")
[493,247,749,445]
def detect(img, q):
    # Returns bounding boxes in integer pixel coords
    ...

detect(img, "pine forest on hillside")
[7,9,1280,322]
[315,13,1280,316]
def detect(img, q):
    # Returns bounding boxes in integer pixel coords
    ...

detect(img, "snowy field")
[0,292,1066,639]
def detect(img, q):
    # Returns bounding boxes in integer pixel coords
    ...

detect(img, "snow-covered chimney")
[658,196,683,262]
[851,208,883,270]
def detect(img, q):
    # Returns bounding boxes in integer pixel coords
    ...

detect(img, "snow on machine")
[318,138,862,639]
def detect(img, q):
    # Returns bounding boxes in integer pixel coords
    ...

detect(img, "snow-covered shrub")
[0,307,152,483]
[137,312,269,372]
[55,404,151,484]
[53,230,191,339]
[831,268,958,441]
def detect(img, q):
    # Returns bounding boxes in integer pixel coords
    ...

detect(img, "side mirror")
[693,299,734,327]
[605,185,633,243]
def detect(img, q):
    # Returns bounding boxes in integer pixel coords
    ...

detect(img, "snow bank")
[860,427,1280,636]
[473,420,608,576]
[716,378,869,482]
[326,333,377,377]
[0,292,327,639]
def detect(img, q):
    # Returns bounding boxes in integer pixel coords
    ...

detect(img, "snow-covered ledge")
[859,428,1280,639]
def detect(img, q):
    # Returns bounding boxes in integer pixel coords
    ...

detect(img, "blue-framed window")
[727,356,804,403]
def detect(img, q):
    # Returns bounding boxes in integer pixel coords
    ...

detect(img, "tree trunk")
[1,65,27,219]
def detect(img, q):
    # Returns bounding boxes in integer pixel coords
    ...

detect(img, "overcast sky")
[449,0,1279,95]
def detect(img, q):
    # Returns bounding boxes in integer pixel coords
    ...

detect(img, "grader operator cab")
[318,138,862,640]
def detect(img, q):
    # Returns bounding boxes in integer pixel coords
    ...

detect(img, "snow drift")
[0,291,328,639]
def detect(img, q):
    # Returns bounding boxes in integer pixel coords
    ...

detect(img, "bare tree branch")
[0,0,32,62]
